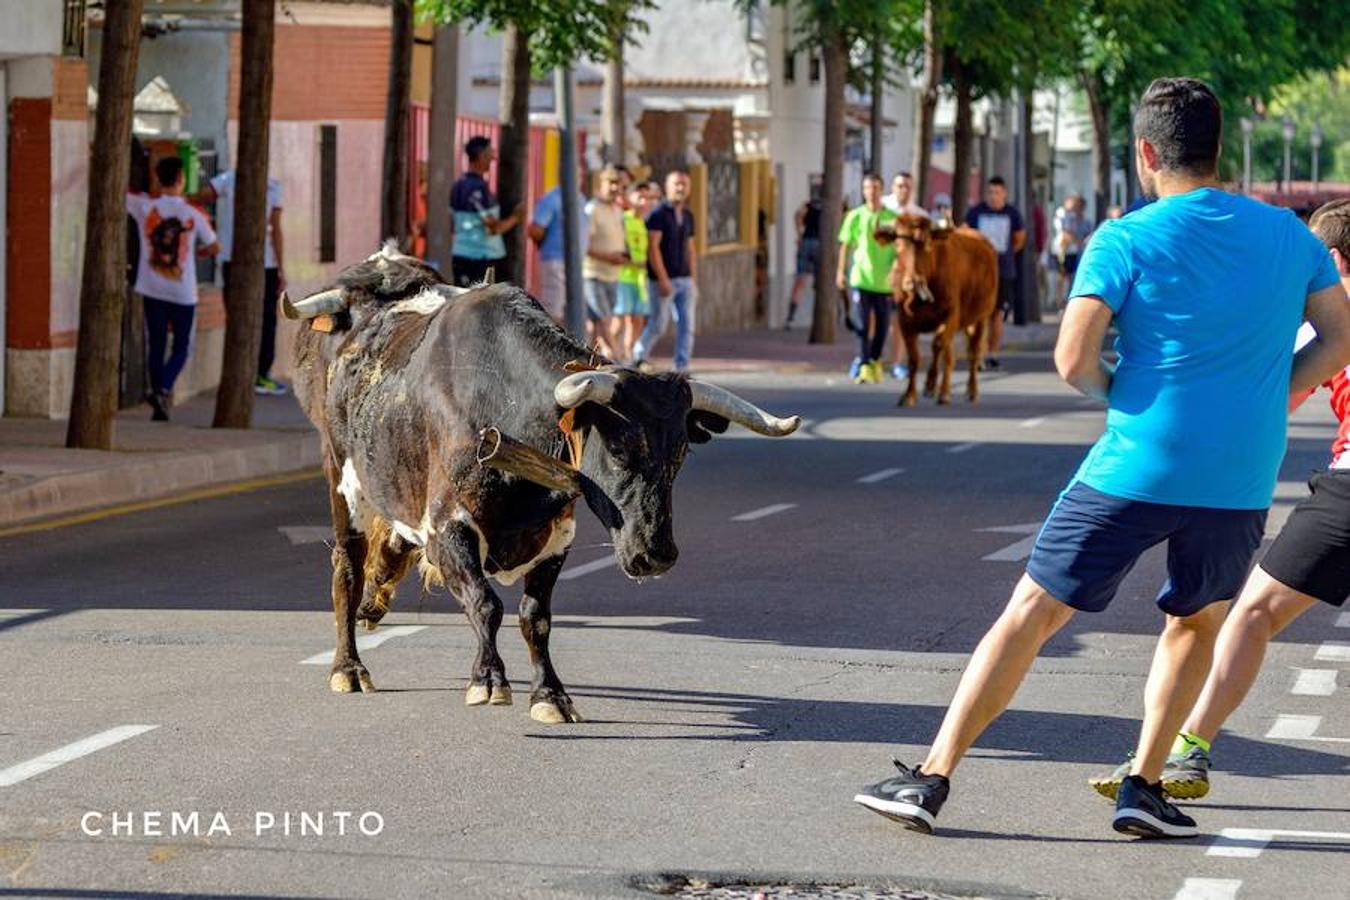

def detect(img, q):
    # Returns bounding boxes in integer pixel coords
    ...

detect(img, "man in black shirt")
[632,171,699,372]
[787,195,823,329]
[964,176,1025,368]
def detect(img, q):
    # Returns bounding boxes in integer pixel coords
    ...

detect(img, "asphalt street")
[0,353,1346,900]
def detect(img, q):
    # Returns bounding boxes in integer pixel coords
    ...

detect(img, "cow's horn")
[689,381,801,437]
[554,371,619,409]
[282,288,346,320]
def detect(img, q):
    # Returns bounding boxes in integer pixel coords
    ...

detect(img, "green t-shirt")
[620,210,649,289]
[838,204,898,293]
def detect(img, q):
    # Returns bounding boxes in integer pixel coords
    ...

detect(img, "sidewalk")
[0,393,320,529]
[0,319,1059,528]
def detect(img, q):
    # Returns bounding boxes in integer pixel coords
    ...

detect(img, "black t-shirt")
[802,201,822,241]
[645,201,696,279]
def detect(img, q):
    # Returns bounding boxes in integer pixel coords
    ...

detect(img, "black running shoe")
[146,390,169,422]
[1112,774,1198,839]
[853,760,950,835]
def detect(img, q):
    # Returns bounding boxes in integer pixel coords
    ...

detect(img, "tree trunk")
[427,23,458,274]
[1020,91,1040,324]
[1081,69,1110,224]
[602,38,625,166]
[497,25,531,286]
[910,0,941,206]
[66,0,144,449]
[950,56,973,223]
[381,0,414,247]
[811,21,847,346]
[869,36,884,175]
[1123,114,1137,205]
[213,0,275,429]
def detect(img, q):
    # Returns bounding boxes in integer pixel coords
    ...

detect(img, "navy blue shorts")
[1027,481,1267,617]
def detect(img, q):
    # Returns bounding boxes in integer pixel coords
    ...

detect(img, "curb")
[0,431,322,529]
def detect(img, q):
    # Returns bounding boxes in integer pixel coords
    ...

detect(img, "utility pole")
[555,67,586,341]
[1240,117,1253,194]
[1281,117,1295,193]
[1311,125,1323,193]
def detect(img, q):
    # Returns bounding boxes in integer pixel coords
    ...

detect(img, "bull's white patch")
[453,507,576,586]
[337,459,374,533]
[390,289,447,317]
[391,510,435,548]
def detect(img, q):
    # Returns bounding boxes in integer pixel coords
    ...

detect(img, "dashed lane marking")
[947,442,981,454]
[299,625,428,665]
[1335,611,1349,629]
[1018,416,1047,428]
[0,725,159,787]
[1291,668,1338,696]
[731,503,798,522]
[279,526,332,545]
[1264,714,1350,743]
[978,522,1042,562]
[1207,827,1350,858]
[1314,642,1350,663]
[856,468,905,484]
[559,557,619,581]
[1172,878,1241,900]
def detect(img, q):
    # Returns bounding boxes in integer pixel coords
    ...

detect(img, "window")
[62,0,87,58]
[318,125,337,263]
[809,53,821,84]
[783,50,796,85]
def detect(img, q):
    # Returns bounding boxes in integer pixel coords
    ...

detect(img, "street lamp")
[1282,117,1295,192]
[1240,117,1253,194]
[1311,124,1323,193]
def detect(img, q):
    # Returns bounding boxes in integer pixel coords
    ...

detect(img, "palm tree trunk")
[602,38,625,166]
[910,0,941,206]
[381,0,414,247]
[67,0,144,449]
[950,55,973,222]
[213,0,276,429]
[811,20,847,345]
[497,24,531,286]
[426,23,459,274]
[869,36,884,175]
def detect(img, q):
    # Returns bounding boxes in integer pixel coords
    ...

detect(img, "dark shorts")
[1260,470,1350,607]
[584,279,618,321]
[995,278,1014,314]
[796,238,821,276]
[1058,252,1080,276]
[1027,481,1267,617]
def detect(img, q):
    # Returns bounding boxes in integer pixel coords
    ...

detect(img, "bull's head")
[554,368,799,578]
[891,214,953,304]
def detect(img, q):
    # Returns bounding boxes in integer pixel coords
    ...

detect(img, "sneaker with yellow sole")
[1089,747,1211,801]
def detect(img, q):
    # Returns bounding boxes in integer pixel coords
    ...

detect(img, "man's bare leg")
[1130,601,1228,783]
[922,574,1075,777]
[1182,568,1319,745]
[987,309,1005,360]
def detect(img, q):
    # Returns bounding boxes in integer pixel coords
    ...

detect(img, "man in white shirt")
[198,168,287,395]
[582,168,628,357]
[883,171,933,377]
[126,156,220,421]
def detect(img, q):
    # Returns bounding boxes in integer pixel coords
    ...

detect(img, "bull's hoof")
[966,392,979,404]
[329,664,376,694]
[490,685,513,706]
[355,596,390,631]
[899,394,918,408]
[530,700,583,724]
[937,395,952,406]
[465,683,491,706]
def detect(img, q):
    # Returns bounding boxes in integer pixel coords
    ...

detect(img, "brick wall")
[6,98,53,351]
[228,25,390,122]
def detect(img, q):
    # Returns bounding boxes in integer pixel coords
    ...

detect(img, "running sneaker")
[1089,747,1211,801]
[1112,775,1198,839]
[848,357,863,380]
[891,364,909,380]
[853,760,950,835]
[254,376,288,396]
[146,390,170,422]
[981,356,1002,371]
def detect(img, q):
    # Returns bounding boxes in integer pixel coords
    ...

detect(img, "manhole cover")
[634,874,998,900]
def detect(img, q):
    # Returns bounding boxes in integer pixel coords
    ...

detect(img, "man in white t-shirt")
[883,171,933,378]
[582,168,628,357]
[198,168,287,395]
[126,156,220,421]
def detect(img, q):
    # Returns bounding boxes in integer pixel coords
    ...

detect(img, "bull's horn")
[282,288,346,320]
[689,381,801,437]
[554,371,619,409]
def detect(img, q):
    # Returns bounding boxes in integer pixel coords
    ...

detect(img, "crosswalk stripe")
[0,726,158,787]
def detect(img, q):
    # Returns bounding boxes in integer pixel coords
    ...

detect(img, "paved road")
[0,355,1346,899]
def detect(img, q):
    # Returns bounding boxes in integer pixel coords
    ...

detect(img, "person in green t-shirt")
[836,173,898,384]
[616,181,654,363]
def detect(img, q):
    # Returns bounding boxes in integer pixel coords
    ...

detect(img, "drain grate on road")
[633,873,999,900]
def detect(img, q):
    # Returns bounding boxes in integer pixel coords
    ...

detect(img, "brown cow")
[888,216,998,406]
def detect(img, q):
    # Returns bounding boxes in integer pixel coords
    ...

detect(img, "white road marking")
[0,725,158,787]
[856,468,904,484]
[1291,668,1337,696]
[1314,641,1350,663]
[1335,611,1349,629]
[299,625,428,665]
[1018,416,1047,429]
[279,526,332,545]
[1207,827,1350,858]
[1173,878,1241,900]
[947,442,981,454]
[559,556,619,581]
[1264,714,1350,743]
[978,522,1042,562]
[731,503,797,522]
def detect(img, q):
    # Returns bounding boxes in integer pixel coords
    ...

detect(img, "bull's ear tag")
[310,314,337,334]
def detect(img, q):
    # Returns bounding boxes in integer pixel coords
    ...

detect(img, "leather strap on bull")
[557,409,586,470]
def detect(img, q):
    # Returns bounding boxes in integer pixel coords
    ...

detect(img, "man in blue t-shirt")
[527,185,587,322]
[854,77,1350,839]
[450,136,523,288]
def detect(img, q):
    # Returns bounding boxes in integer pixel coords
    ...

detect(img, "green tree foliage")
[415,0,653,68]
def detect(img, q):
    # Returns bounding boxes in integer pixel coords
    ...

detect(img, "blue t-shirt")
[532,188,564,261]
[451,172,504,261]
[1069,188,1339,510]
